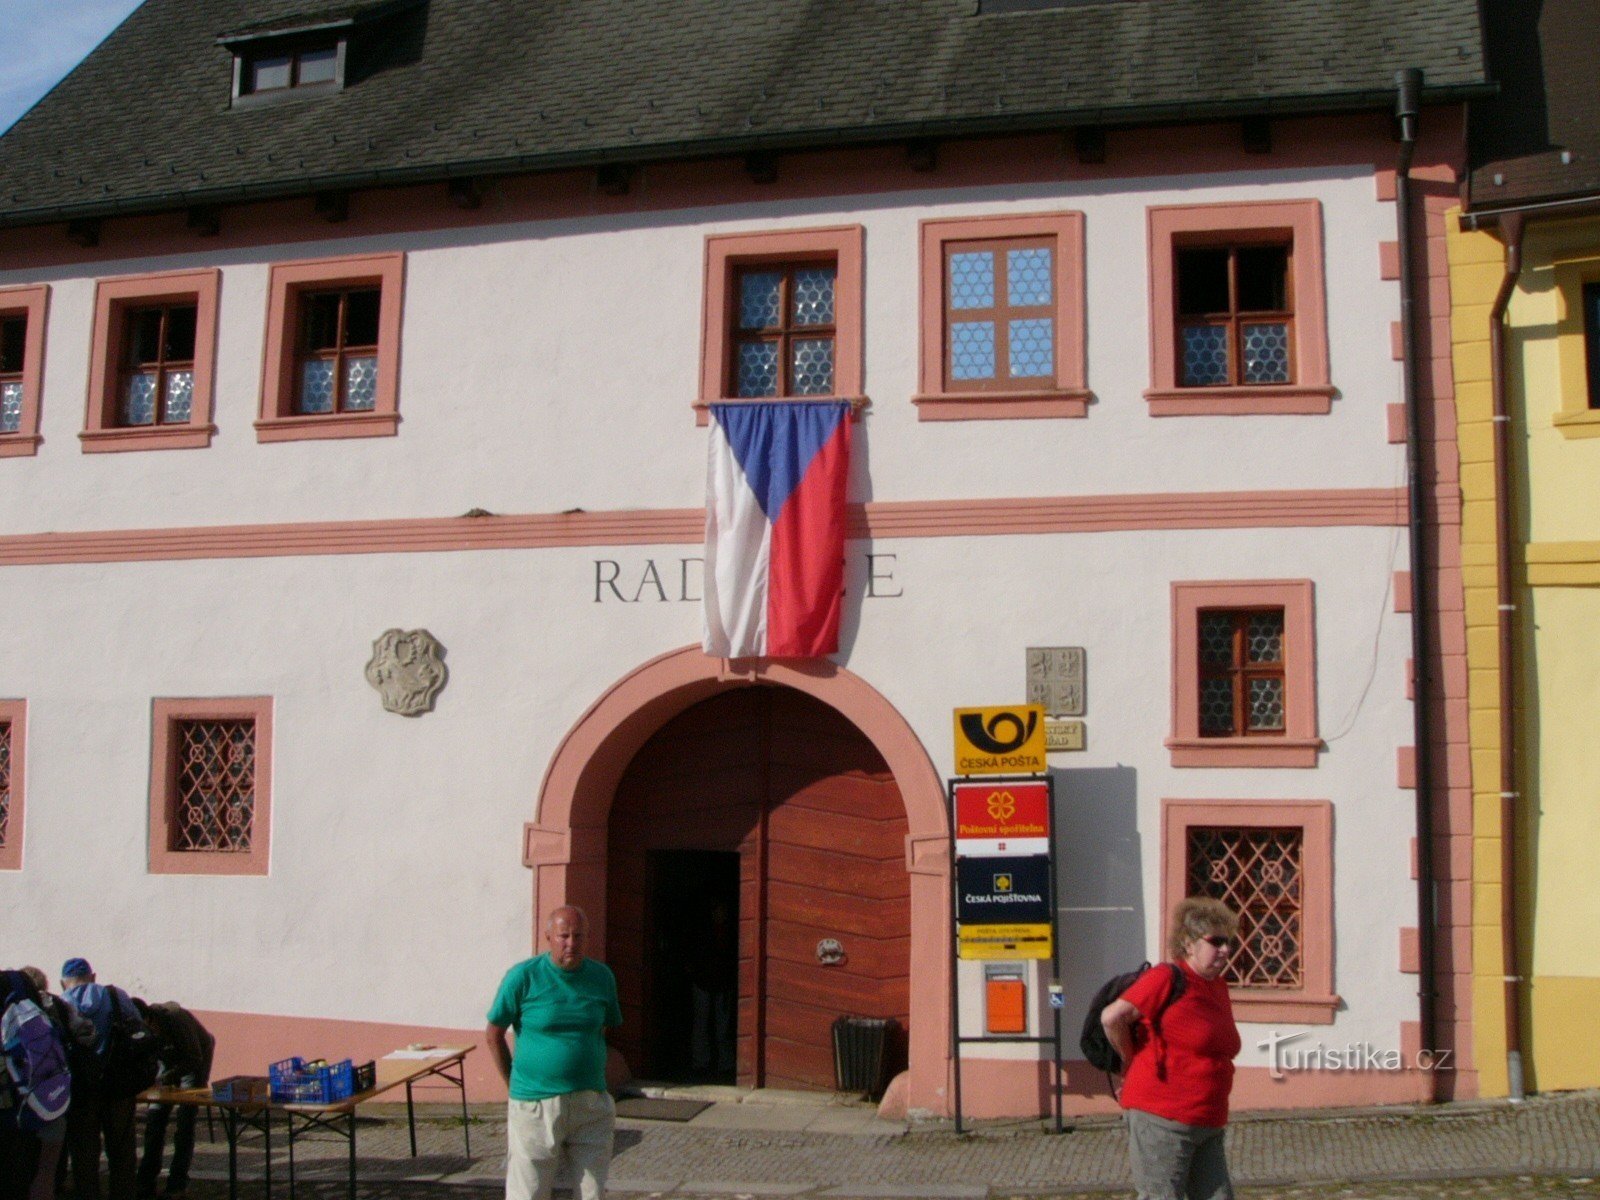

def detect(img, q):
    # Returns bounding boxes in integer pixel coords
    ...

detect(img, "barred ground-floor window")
[149,698,273,875]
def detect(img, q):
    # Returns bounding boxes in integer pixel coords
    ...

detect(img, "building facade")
[0,0,1488,1117]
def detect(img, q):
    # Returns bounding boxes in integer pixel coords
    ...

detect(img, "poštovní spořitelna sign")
[952,705,1047,775]
[953,780,1050,856]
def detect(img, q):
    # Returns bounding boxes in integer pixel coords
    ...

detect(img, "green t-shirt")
[487,954,622,1101]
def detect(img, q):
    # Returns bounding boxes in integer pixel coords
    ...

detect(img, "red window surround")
[148,697,273,876]
[258,253,404,442]
[0,700,26,871]
[1168,580,1320,767]
[698,226,864,426]
[915,211,1087,420]
[0,286,48,458]
[1145,200,1332,416]
[82,270,220,452]
[1162,798,1337,1024]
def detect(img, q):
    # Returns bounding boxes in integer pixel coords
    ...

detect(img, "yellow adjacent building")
[1448,0,1600,1098]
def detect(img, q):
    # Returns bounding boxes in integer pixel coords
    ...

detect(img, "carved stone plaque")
[365,629,448,717]
[1045,719,1086,752]
[1026,647,1085,716]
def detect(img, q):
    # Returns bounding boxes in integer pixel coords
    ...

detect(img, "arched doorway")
[526,648,951,1113]
[606,687,910,1089]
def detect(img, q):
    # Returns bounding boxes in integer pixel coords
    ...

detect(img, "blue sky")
[0,0,144,134]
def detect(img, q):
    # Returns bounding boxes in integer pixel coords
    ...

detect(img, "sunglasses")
[1200,935,1236,949]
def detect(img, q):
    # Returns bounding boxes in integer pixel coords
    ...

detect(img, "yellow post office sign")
[953,705,1047,775]
[957,923,1054,960]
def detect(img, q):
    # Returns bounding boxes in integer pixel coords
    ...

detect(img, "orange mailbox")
[984,964,1027,1035]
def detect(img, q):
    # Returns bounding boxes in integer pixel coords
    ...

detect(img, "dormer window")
[219,0,422,108]
[245,44,340,95]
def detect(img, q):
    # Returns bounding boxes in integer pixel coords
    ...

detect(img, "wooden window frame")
[1162,798,1338,1024]
[1197,607,1288,739]
[83,270,219,453]
[230,37,347,108]
[1174,243,1296,389]
[293,286,382,416]
[0,700,26,871]
[149,697,273,876]
[1551,254,1600,437]
[916,211,1087,420]
[1586,282,1600,410]
[730,262,839,399]
[697,226,863,426]
[0,287,47,458]
[1168,580,1320,767]
[115,303,199,428]
[1145,200,1332,416]
[258,253,404,442]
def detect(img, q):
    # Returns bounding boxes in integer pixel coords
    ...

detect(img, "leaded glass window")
[171,719,256,853]
[0,315,24,435]
[732,263,837,397]
[1177,243,1293,387]
[116,304,196,427]
[1187,826,1304,989]
[295,287,380,415]
[943,238,1055,390]
[1197,608,1286,737]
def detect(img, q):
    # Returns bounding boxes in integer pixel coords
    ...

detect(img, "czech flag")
[703,400,852,658]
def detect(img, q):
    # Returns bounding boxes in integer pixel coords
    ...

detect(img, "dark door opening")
[646,849,740,1083]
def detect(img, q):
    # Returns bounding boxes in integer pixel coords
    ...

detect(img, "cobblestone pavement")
[154,1089,1600,1199]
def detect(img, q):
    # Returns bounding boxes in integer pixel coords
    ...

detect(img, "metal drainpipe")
[1487,212,1527,1100]
[1393,67,1440,1098]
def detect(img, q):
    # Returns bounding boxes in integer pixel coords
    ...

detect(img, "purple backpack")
[2,997,71,1131]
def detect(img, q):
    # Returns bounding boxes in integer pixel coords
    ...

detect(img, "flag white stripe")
[702,422,771,657]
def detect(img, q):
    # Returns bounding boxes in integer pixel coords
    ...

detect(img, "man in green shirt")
[486,905,622,1200]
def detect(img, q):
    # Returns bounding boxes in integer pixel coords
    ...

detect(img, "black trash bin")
[832,1015,889,1097]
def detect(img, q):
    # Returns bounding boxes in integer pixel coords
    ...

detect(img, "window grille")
[732,263,837,397]
[0,721,10,848]
[1186,825,1303,989]
[172,719,256,852]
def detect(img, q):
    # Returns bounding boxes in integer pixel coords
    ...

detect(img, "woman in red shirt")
[1100,897,1242,1200]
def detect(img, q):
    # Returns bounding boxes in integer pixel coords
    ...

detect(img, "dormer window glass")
[247,44,338,94]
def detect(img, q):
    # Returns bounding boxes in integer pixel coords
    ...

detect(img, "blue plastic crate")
[269,1057,354,1104]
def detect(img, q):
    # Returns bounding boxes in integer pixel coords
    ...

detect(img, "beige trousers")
[505,1091,615,1200]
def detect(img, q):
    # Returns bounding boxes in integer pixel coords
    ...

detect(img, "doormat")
[613,1097,714,1122]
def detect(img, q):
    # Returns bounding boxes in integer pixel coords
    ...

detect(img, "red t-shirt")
[1116,961,1240,1128]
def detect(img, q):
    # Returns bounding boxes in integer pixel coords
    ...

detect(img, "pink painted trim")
[0,287,48,458]
[915,211,1086,419]
[911,390,1089,420]
[1387,403,1407,444]
[1167,580,1320,768]
[1390,320,1405,362]
[0,700,26,870]
[1374,167,1398,203]
[258,253,404,442]
[1161,798,1337,1024]
[1393,570,1413,613]
[530,646,952,1114]
[1379,240,1401,281]
[194,1009,503,1102]
[148,697,273,876]
[82,270,219,452]
[1145,200,1330,415]
[1399,926,1420,974]
[697,226,864,425]
[0,487,1407,567]
[1397,745,1416,790]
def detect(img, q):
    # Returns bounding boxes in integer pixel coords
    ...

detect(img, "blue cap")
[60,957,92,980]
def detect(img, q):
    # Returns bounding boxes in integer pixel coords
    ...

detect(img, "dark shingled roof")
[0,0,1488,229]
[1467,0,1600,212]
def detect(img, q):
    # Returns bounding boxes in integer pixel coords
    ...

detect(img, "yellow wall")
[1448,209,1600,1097]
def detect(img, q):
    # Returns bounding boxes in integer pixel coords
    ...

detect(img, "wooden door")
[606,686,909,1090]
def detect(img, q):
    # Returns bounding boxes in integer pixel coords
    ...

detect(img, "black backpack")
[101,991,160,1098]
[1079,961,1186,1076]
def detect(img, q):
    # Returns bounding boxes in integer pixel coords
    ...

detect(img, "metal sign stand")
[948,773,1064,1134]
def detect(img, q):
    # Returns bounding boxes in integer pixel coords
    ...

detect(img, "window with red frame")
[170,718,258,853]
[0,316,24,434]
[117,304,197,427]
[0,719,12,850]
[1177,244,1293,387]
[295,287,381,415]
[731,262,837,397]
[1197,608,1286,737]
[944,238,1055,390]
[1186,825,1304,989]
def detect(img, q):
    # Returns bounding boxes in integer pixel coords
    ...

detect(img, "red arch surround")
[527,645,952,1114]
